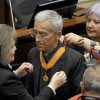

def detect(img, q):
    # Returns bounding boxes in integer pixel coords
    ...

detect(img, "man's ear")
[80,81,85,94]
[55,30,62,40]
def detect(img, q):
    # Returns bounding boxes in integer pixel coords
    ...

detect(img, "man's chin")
[37,47,45,51]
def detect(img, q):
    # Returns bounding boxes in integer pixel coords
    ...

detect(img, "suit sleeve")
[1,73,54,100]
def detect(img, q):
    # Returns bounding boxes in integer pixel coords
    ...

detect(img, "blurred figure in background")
[68,64,100,100]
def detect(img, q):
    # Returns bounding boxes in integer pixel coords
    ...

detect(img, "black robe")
[25,41,86,100]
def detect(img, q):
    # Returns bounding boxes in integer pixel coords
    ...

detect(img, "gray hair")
[83,64,100,93]
[34,10,63,34]
[85,2,100,18]
[0,24,15,60]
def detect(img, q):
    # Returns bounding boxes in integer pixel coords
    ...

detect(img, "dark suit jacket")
[25,41,86,100]
[0,62,54,100]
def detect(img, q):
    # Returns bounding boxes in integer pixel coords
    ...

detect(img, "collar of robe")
[40,46,65,71]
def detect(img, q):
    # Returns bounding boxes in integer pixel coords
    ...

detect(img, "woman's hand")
[14,62,33,77]
[64,33,80,45]
[48,71,67,90]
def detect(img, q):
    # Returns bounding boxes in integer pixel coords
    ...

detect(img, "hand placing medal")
[48,71,67,90]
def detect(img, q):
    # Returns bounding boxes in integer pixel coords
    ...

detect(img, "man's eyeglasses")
[30,29,53,39]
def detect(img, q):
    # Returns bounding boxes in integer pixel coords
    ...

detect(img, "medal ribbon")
[40,47,65,71]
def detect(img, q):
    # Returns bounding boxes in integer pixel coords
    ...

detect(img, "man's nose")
[35,34,42,41]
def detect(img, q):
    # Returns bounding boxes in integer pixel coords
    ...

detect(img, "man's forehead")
[34,20,51,24]
[34,21,52,31]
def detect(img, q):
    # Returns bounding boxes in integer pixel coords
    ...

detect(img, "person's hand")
[14,62,33,77]
[48,71,67,90]
[64,33,80,45]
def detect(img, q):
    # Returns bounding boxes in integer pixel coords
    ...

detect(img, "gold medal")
[40,47,65,82]
[43,74,48,82]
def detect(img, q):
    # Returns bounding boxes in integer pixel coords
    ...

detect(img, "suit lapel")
[50,54,65,79]
[34,41,65,95]
[33,56,41,96]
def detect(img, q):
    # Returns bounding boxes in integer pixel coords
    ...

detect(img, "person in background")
[0,24,67,100]
[61,2,100,64]
[68,64,100,100]
[25,10,86,100]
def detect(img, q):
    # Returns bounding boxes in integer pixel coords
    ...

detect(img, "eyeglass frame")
[31,29,56,39]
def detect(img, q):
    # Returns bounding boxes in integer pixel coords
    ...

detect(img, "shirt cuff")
[13,71,16,75]
[47,85,56,96]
